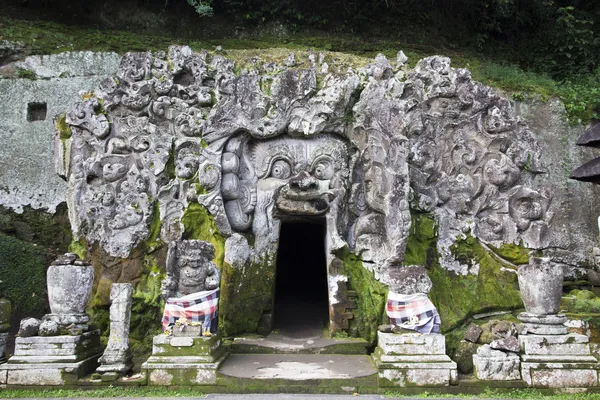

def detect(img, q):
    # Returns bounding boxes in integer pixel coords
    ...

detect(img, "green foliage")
[15,67,37,80]
[186,0,214,17]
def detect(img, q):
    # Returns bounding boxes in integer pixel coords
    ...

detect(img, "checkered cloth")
[386,292,441,334]
[162,288,219,331]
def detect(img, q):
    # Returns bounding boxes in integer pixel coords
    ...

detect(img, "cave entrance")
[274,221,329,337]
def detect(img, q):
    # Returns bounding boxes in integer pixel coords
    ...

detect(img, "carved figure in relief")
[161,240,221,336]
[162,240,220,299]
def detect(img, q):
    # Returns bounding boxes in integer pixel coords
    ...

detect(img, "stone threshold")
[231,332,370,355]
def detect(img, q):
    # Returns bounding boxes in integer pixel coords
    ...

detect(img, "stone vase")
[47,258,94,315]
[517,257,563,315]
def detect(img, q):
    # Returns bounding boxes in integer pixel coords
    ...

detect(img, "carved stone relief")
[56,46,553,333]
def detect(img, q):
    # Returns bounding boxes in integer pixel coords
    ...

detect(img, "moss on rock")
[429,233,523,331]
[128,252,166,360]
[402,210,523,333]
[339,251,388,346]
[219,254,276,337]
[0,233,49,320]
[488,242,530,265]
[181,202,225,268]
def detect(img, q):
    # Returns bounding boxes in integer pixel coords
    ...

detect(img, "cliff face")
[1,46,598,357]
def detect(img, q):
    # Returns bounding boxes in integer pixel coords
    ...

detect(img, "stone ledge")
[0,353,101,386]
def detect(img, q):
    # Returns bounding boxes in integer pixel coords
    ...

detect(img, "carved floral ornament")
[55,46,551,274]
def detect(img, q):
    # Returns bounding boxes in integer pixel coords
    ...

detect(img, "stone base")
[142,333,228,386]
[519,333,599,388]
[521,356,600,388]
[0,354,101,385]
[373,332,457,387]
[0,330,103,386]
[473,346,521,381]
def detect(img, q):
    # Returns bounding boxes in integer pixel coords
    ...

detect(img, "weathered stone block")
[519,333,591,356]
[473,346,521,381]
[0,354,101,386]
[377,332,446,355]
[521,357,600,388]
[379,367,456,387]
[373,332,457,387]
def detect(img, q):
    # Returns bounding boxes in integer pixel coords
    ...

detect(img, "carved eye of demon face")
[311,157,334,181]
[269,159,292,180]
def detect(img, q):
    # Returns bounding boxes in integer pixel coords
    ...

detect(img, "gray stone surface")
[220,354,376,380]
[97,283,133,374]
[490,337,519,353]
[17,317,40,337]
[464,323,483,343]
[373,332,457,387]
[232,331,368,354]
[513,98,600,278]
[473,345,521,381]
[0,52,119,214]
[14,52,120,79]
[520,333,591,356]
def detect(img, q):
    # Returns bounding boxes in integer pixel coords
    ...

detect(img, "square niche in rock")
[27,102,47,121]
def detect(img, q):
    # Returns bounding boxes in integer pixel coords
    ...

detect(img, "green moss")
[165,141,176,180]
[339,250,388,346]
[68,238,87,260]
[145,201,164,253]
[219,253,276,336]
[181,202,225,268]
[0,233,49,319]
[129,254,165,360]
[402,212,438,267]
[428,233,523,332]
[488,242,530,265]
[563,290,600,314]
[55,114,72,140]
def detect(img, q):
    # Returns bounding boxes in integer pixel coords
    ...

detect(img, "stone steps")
[231,332,370,355]
[216,353,378,392]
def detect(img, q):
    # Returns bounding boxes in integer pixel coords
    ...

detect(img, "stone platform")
[142,333,227,385]
[519,333,600,388]
[232,332,369,354]
[373,332,457,387]
[217,353,378,393]
[0,330,103,385]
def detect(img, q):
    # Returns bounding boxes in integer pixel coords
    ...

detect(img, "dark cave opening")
[273,221,329,336]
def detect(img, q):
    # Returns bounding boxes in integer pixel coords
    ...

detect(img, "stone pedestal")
[520,333,599,388]
[0,330,103,385]
[142,333,227,385]
[473,345,521,381]
[373,332,457,387]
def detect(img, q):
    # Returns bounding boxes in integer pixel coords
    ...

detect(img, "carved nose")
[290,171,319,191]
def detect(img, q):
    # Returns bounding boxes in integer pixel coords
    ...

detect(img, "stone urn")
[47,253,94,315]
[517,257,563,315]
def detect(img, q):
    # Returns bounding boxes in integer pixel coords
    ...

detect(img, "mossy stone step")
[217,353,378,392]
[232,332,370,354]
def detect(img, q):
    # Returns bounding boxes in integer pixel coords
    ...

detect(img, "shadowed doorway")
[274,221,329,337]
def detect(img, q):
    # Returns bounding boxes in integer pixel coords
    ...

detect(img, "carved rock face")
[255,135,349,216]
[162,240,221,299]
